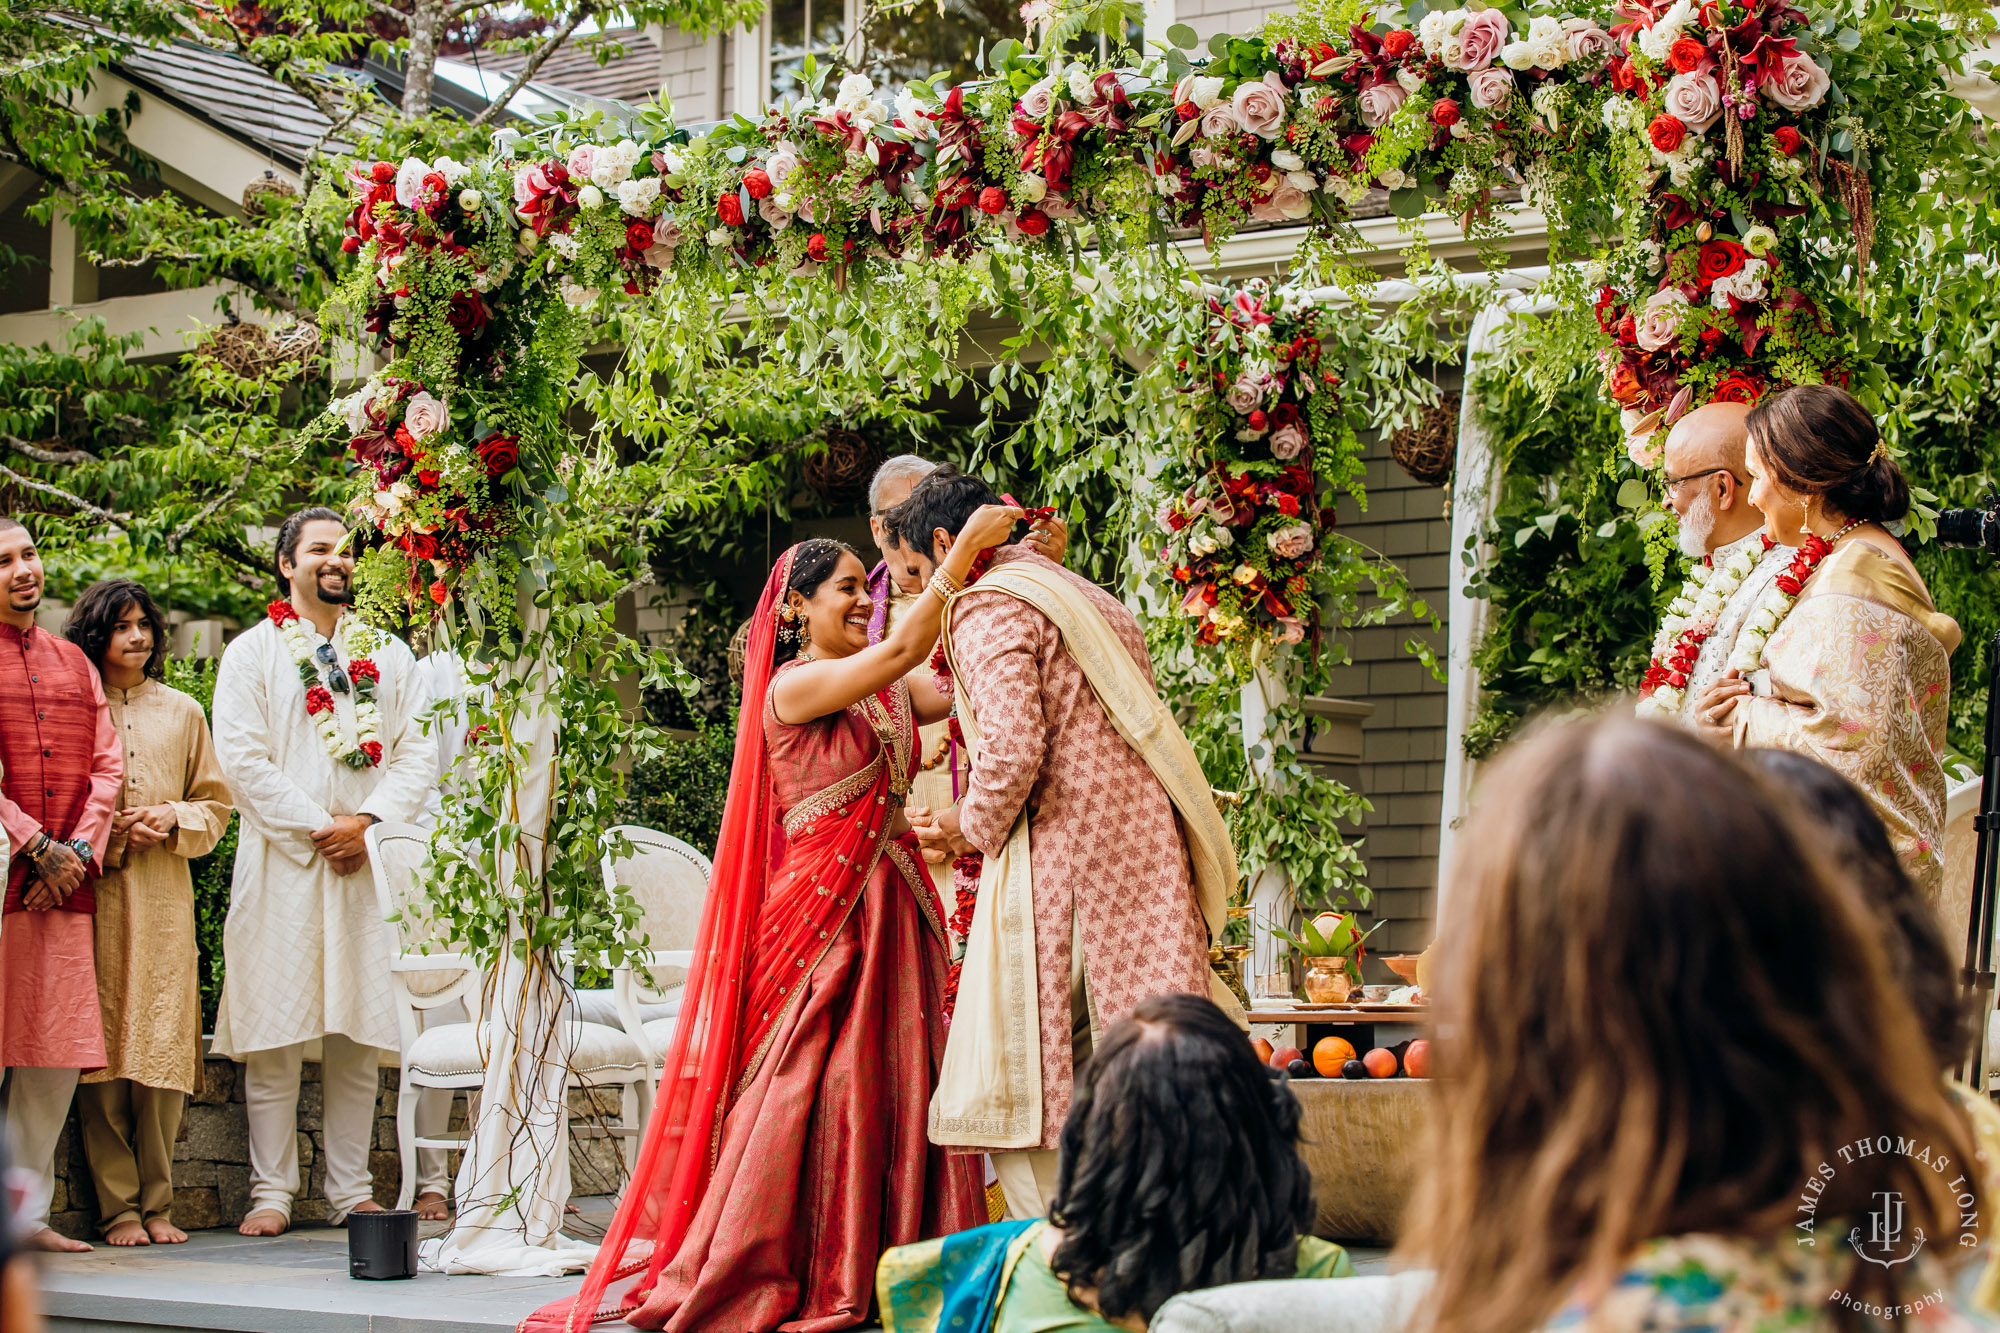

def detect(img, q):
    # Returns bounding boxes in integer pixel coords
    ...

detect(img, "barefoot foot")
[144,1217,188,1244]
[104,1220,150,1247]
[26,1227,93,1252]
[414,1191,450,1222]
[238,1209,288,1237]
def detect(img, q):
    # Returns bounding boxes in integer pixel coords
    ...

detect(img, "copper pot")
[1302,956,1353,1004]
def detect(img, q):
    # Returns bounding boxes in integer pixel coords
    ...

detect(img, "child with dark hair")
[877,994,1352,1333]
[61,580,232,1246]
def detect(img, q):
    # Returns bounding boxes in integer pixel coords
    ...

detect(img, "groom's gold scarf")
[929,560,1242,1149]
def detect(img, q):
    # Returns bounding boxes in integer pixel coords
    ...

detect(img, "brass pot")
[1302,956,1353,1004]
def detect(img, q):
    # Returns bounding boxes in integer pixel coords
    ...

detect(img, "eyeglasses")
[1663,467,1744,496]
[314,643,351,695]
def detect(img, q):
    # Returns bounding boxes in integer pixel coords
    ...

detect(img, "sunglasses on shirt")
[314,643,352,695]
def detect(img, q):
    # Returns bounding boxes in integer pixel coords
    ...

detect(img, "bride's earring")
[777,602,801,645]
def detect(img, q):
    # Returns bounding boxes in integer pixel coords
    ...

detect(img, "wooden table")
[1248,1005,1430,1052]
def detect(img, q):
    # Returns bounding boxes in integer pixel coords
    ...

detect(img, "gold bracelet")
[930,568,965,600]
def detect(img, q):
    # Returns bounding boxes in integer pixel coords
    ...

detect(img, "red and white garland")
[1726,524,1857,674]
[269,601,385,770]
[1636,534,1774,719]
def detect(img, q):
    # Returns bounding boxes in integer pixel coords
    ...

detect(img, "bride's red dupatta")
[523,544,913,1333]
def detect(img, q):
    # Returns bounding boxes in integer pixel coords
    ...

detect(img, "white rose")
[1502,41,1538,71]
[660,145,687,176]
[835,72,876,113]
[1190,74,1226,108]
[403,390,449,441]
[1533,36,1566,69]
[1285,169,1318,192]
[707,227,732,245]
[577,184,606,209]
[457,188,484,211]
[1638,0,1693,61]
[1020,172,1048,203]
[617,177,661,217]
[1067,64,1100,105]
[1418,9,1451,53]
[1396,66,1423,93]
[341,390,374,435]
[894,85,924,125]
[393,156,430,209]
[1743,223,1778,257]
[432,156,471,184]
[1270,148,1305,172]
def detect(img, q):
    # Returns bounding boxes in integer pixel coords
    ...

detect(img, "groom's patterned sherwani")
[948,545,1213,1149]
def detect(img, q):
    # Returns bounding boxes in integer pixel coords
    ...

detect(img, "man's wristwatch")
[68,838,93,862]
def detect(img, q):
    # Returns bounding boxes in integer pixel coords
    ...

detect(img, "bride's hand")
[955,504,1027,560]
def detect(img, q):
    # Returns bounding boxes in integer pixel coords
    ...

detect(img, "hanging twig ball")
[800,428,883,506]
[195,321,283,378]
[1389,392,1461,487]
[240,170,299,218]
[728,617,753,686]
[267,320,325,370]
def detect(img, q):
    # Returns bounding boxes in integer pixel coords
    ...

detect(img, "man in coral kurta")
[0,518,122,1252]
[211,508,434,1234]
[889,475,1225,1219]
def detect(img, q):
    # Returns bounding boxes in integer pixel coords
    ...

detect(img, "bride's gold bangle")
[930,567,965,599]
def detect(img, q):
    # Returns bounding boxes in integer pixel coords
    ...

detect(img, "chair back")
[603,824,711,992]
[367,820,478,1003]
[1940,776,1985,976]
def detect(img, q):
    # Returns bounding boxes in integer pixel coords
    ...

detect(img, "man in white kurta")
[211,509,434,1232]
[1653,403,1789,726]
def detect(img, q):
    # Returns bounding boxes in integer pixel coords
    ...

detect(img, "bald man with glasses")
[1654,402,1791,728]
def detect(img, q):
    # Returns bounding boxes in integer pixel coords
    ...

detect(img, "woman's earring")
[776,603,800,645]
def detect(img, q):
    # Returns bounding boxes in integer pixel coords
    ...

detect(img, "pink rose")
[1663,70,1722,132]
[1467,66,1516,110]
[1563,18,1613,62]
[403,390,449,441]
[393,156,433,209]
[512,163,538,209]
[1190,142,1222,168]
[1251,183,1313,223]
[642,239,678,269]
[1267,522,1315,559]
[1762,52,1830,111]
[1268,422,1309,458]
[1451,8,1511,71]
[1200,102,1244,140]
[758,196,793,229]
[1018,75,1058,119]
[1232,71,1289,140]
[566,144,597,180]
[1226,372,1265,414]
[1634,288,1690,351]
[764,146,802,193]
[1357,81,1408,128]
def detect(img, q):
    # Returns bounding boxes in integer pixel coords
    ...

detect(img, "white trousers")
[244,1034,381,1222]
[0,1065,80,1231]
[993,913,1095,1222]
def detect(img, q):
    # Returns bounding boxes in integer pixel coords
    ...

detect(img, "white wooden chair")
[365,821,656,1207]
[588,824,711,1067]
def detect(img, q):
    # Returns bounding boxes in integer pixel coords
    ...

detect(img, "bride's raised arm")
[770,503,1021,726]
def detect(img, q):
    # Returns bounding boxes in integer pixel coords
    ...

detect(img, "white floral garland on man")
[268,599,385,768]
[1635,533,1774,719]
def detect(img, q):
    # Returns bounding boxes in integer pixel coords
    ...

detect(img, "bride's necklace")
[1726,518,1863,674]
[1636,533,1774,720]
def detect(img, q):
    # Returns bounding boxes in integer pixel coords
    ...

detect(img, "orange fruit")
[1252,1037,1274,1065]
[1312,1036,1356,1077]
[1363,1047,1399,1079]
[1269,1044,1304,1070]
[1404,1039,1431,1079]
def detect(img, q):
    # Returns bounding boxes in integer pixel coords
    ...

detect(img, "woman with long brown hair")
[1403,715,1985,1332]
[1691,384,1958,901]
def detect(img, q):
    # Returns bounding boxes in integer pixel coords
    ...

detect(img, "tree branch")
[4,434,99,467]
[0,462,130,529]
[468,4,597,129]
[166,456,259,554]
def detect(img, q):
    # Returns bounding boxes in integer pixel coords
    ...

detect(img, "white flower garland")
[1635,536,1767,720]
[274,605,385,768]
[1724,523,1858,675]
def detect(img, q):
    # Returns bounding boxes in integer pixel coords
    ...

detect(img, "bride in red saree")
[527,509,1021,1333]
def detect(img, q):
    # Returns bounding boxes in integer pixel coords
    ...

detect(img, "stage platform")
[34,1198,1390,1333]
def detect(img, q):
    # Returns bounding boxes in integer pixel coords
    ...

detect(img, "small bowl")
[1358,985,1394,1003]
[1381,955,1423,985]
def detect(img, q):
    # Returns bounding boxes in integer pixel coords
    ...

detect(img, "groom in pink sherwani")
[890,473,1216,1218]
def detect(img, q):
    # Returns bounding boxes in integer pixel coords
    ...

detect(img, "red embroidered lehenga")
[526,545,984,1333]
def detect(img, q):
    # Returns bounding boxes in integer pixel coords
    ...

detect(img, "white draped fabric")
[211,617,434,1057]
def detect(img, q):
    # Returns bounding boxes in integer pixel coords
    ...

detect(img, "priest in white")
[1638,402,1790,726]
[211,508,435,1235]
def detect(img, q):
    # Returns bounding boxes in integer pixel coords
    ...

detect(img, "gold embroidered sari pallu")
[930,562,1245,1151]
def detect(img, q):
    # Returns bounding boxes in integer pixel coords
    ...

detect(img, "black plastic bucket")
[348,1208,419,1279]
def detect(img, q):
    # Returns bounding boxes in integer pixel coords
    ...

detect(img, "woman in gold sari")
[1694,385,1959,900]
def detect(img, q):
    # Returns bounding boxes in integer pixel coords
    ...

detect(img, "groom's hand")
[911,805,977,861]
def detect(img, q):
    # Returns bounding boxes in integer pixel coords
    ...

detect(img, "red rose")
[1015,208,1050,236]
[422,170,449,201]
[1430,98,1461,128]
[1697,237,1748,284]
[401,531,440,560]
[1604,357,1645,405]
[475,431,520,478]
[393,423,417,455]
[742,168,773,199]
[1176,102,1198,121]
[805,232,828,263]
[360,741,384,766]
[1615,314,1638,344]
[446,292,488,338]
[349,658,380,683]
[1648,114,1687,153]
[1382,28,1414,57]
[1709,371,1764,404]
[267,599,298,625]
[1775,573,1802,596]
[626,219,655,251]
[1276,493,1301,516]
[305,685,334,715]
[1772,125,1803,156]
[1247,409,1268,431]
[717,193,745,226]
[977,186,1008,215]
[415,468,441,489]
[370,161,395,184]
[1610,57,1639,92]
[1271,403,1302,427]
[1668,36,1707,73]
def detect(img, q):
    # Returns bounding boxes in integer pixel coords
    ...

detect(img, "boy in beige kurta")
[77,676,232,1241]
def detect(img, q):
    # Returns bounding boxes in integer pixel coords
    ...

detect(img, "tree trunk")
[401,0,446,119]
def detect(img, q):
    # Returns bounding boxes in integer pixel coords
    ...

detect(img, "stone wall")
[47,1057,627,1238]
